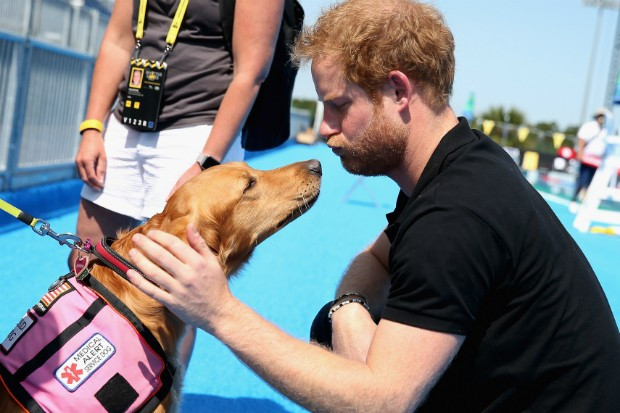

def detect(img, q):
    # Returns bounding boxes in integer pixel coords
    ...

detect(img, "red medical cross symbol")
[60,363,83,385]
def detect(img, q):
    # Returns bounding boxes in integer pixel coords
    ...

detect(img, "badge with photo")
[121,59,167,131]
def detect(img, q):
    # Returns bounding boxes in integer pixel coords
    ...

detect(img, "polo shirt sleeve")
[383,204,508,336]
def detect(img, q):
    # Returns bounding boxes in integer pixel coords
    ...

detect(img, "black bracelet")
[334,291,369,303]
[327,293,371,322]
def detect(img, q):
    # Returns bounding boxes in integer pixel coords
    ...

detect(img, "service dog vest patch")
[0,272,174,413]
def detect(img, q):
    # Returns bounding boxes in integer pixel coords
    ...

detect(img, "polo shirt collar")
[385,117,475,242]
[411,117,475,199]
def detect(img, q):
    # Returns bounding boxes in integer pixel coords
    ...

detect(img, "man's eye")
[326,101,348,112]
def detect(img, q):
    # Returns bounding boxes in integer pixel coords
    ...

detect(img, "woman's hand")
[75,130,106,190]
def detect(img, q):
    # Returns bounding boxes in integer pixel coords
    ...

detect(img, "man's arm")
[331,232,391,360]
[217,299,463,412]
[126,226,464,412]
[336,232,391,315]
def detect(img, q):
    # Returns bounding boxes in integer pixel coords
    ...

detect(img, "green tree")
[534,121,558,132]
[564,125,579,135]
[532,121,559,153]
[563,125,579,148]
[479,106,526,125]
[292,98,317,125]
[477,106,578,153]
[479,106,527,147]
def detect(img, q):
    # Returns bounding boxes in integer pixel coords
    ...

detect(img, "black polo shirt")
[383,118,620,412]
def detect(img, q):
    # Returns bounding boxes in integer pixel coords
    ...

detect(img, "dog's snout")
[306,159,322,176]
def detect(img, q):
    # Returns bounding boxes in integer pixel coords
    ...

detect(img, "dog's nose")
[306,159,322,176]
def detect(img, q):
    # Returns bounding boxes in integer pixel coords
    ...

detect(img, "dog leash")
[0,198,155,286]
[0,198,90,253]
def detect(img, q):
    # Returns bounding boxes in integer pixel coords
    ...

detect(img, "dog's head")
[142,159,322,276]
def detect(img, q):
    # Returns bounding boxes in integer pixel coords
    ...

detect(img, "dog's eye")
[243,177,256,193]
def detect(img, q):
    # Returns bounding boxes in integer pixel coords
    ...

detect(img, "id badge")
[121,59,167,131]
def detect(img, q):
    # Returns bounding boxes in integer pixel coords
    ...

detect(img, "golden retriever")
[0,159,322,412]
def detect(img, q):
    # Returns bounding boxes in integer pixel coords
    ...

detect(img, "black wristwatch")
[196,153,220,170]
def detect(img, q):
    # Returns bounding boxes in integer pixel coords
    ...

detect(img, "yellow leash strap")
[0,198,38,227]
[135,0,190,48]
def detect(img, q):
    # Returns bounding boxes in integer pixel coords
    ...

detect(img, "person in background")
[72,0,285,375]
[124,1,620,411]
[569,107,609,212]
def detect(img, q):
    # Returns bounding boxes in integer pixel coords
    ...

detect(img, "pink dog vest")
[0,249,175,412]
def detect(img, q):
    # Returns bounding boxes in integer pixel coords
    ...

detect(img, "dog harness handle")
[93,237,142,280]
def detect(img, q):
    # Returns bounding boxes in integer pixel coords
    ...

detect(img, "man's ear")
[385,70,414,111]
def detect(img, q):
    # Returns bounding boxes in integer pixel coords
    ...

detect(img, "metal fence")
[0,0,110,191]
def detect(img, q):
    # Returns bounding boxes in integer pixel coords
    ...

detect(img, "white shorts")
[81,115,245,221]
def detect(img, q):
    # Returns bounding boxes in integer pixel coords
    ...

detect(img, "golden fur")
[0,160,321,412]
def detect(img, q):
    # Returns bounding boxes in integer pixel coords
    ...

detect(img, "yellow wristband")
[79,119,104,134]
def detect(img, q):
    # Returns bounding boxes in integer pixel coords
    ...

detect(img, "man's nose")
[319,118,340,141]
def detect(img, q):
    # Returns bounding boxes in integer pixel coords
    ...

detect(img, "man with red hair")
[127,1,620,411]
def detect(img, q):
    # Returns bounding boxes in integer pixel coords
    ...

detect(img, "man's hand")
[75,130,106,190]
[167,163,202,199]
[126,224,232,333]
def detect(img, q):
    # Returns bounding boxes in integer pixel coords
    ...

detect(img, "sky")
[293,0,620,130]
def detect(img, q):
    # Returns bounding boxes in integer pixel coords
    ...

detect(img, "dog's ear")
[194,216,237,276]
[193,214,253,278]
[216,220,256,278]
[195,217,220,254]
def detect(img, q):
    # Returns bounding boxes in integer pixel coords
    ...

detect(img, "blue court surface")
[1,142,618,412]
